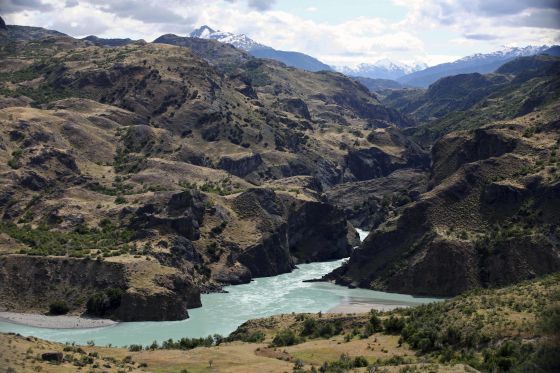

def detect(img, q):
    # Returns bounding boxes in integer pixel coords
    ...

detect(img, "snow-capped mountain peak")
[187,25,332,72]
[190,25,216,39]
[457,45,549,63]
[189,25,265,51]
[336,59,427,80]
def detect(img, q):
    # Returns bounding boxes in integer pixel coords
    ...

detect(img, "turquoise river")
[0,230,441,346]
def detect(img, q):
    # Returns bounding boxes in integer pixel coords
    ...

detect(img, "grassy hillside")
[329,56,560,297]
[382,55,560,144]
[330,100,560,296]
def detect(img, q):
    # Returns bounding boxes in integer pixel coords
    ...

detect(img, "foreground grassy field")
[0,333,476,373]
[1,273,558,372]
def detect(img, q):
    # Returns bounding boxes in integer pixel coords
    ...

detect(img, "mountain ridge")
[188,25,332,72]
[398,45,553,87]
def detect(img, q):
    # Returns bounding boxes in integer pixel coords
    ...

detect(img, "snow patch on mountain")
[189,25,266,51]
[397,45,552,88]
[336,59,428,80]
[456,45,549,63]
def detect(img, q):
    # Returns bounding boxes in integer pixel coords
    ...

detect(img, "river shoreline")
[0,312,117,329]
[327,300,410,314]
[0,300,409,330]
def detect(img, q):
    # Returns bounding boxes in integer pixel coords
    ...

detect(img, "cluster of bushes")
[86,288,124,317]
[0,84,75,105]
[270,312,406,348]
[179,179,241,196]
[0,64,43,83]
[130,334,224,351]
[210,221,228,237]
[113,148,147,174]
[86,178,135,197]
[61,342,141,369]
[397,302,484,354]
[362,311,405,338]
[206,242,223,262]
[307,353,368,373]
[270,329,303,347]
[300,317,343,339]
[7,149,22,169]
[49,300,70,315]
[228,330,265,343]
[0,221,134,257]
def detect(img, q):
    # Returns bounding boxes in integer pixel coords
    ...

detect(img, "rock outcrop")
[326,169,428,230]
[217,153,263,178]
[231,188,356,278]
[131,190,205,240]
[0,255,201,321]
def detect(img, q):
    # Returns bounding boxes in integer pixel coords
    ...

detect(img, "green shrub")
[235,331,265,343]
[159,335,217,350]
[7,149,23,169]
[364,310,383,335]
[0,221,134,257]
[318,323,335,338]
[383,315,406,334]
[301,317,317,336]
[86,288,123,317]
[271,329,302,347]
[353,356,369,367]
[319,353,369,371]
[49,300,70,315]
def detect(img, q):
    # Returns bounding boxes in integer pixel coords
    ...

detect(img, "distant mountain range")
[397,45,554,87]
[189,25,331,72]
[3,18,557,89]
[187,26,558,90]
[336,60,427,80]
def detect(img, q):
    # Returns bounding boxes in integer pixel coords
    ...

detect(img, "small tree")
[301,317,317,336]
[49,300,69,315]
[383,315,406,334]
[367,310,383,334]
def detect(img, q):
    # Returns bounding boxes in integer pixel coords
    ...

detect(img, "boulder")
[218,153,262,178]
[131,190,205,240]
[41,352,63,363]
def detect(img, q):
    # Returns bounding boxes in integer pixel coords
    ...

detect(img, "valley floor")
[0,312,117,329]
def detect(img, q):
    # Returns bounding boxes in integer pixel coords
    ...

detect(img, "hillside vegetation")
[382,55,560,144]
[0,21,426,319]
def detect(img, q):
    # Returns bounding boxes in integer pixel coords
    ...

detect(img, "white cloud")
[394,0,560,42]
[2,0,559,67]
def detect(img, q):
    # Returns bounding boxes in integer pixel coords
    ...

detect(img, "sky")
[2,0,560,66]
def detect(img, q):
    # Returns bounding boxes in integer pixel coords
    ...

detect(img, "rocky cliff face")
[0,255,200,321]
[131,190,205,240]
[328,109,560,296]
[326,169,429,230]
[285,196,359,261]
[228,188,356,278]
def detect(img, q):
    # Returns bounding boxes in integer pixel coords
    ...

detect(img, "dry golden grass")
[287,333,414,365]
[0,333,477,373]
